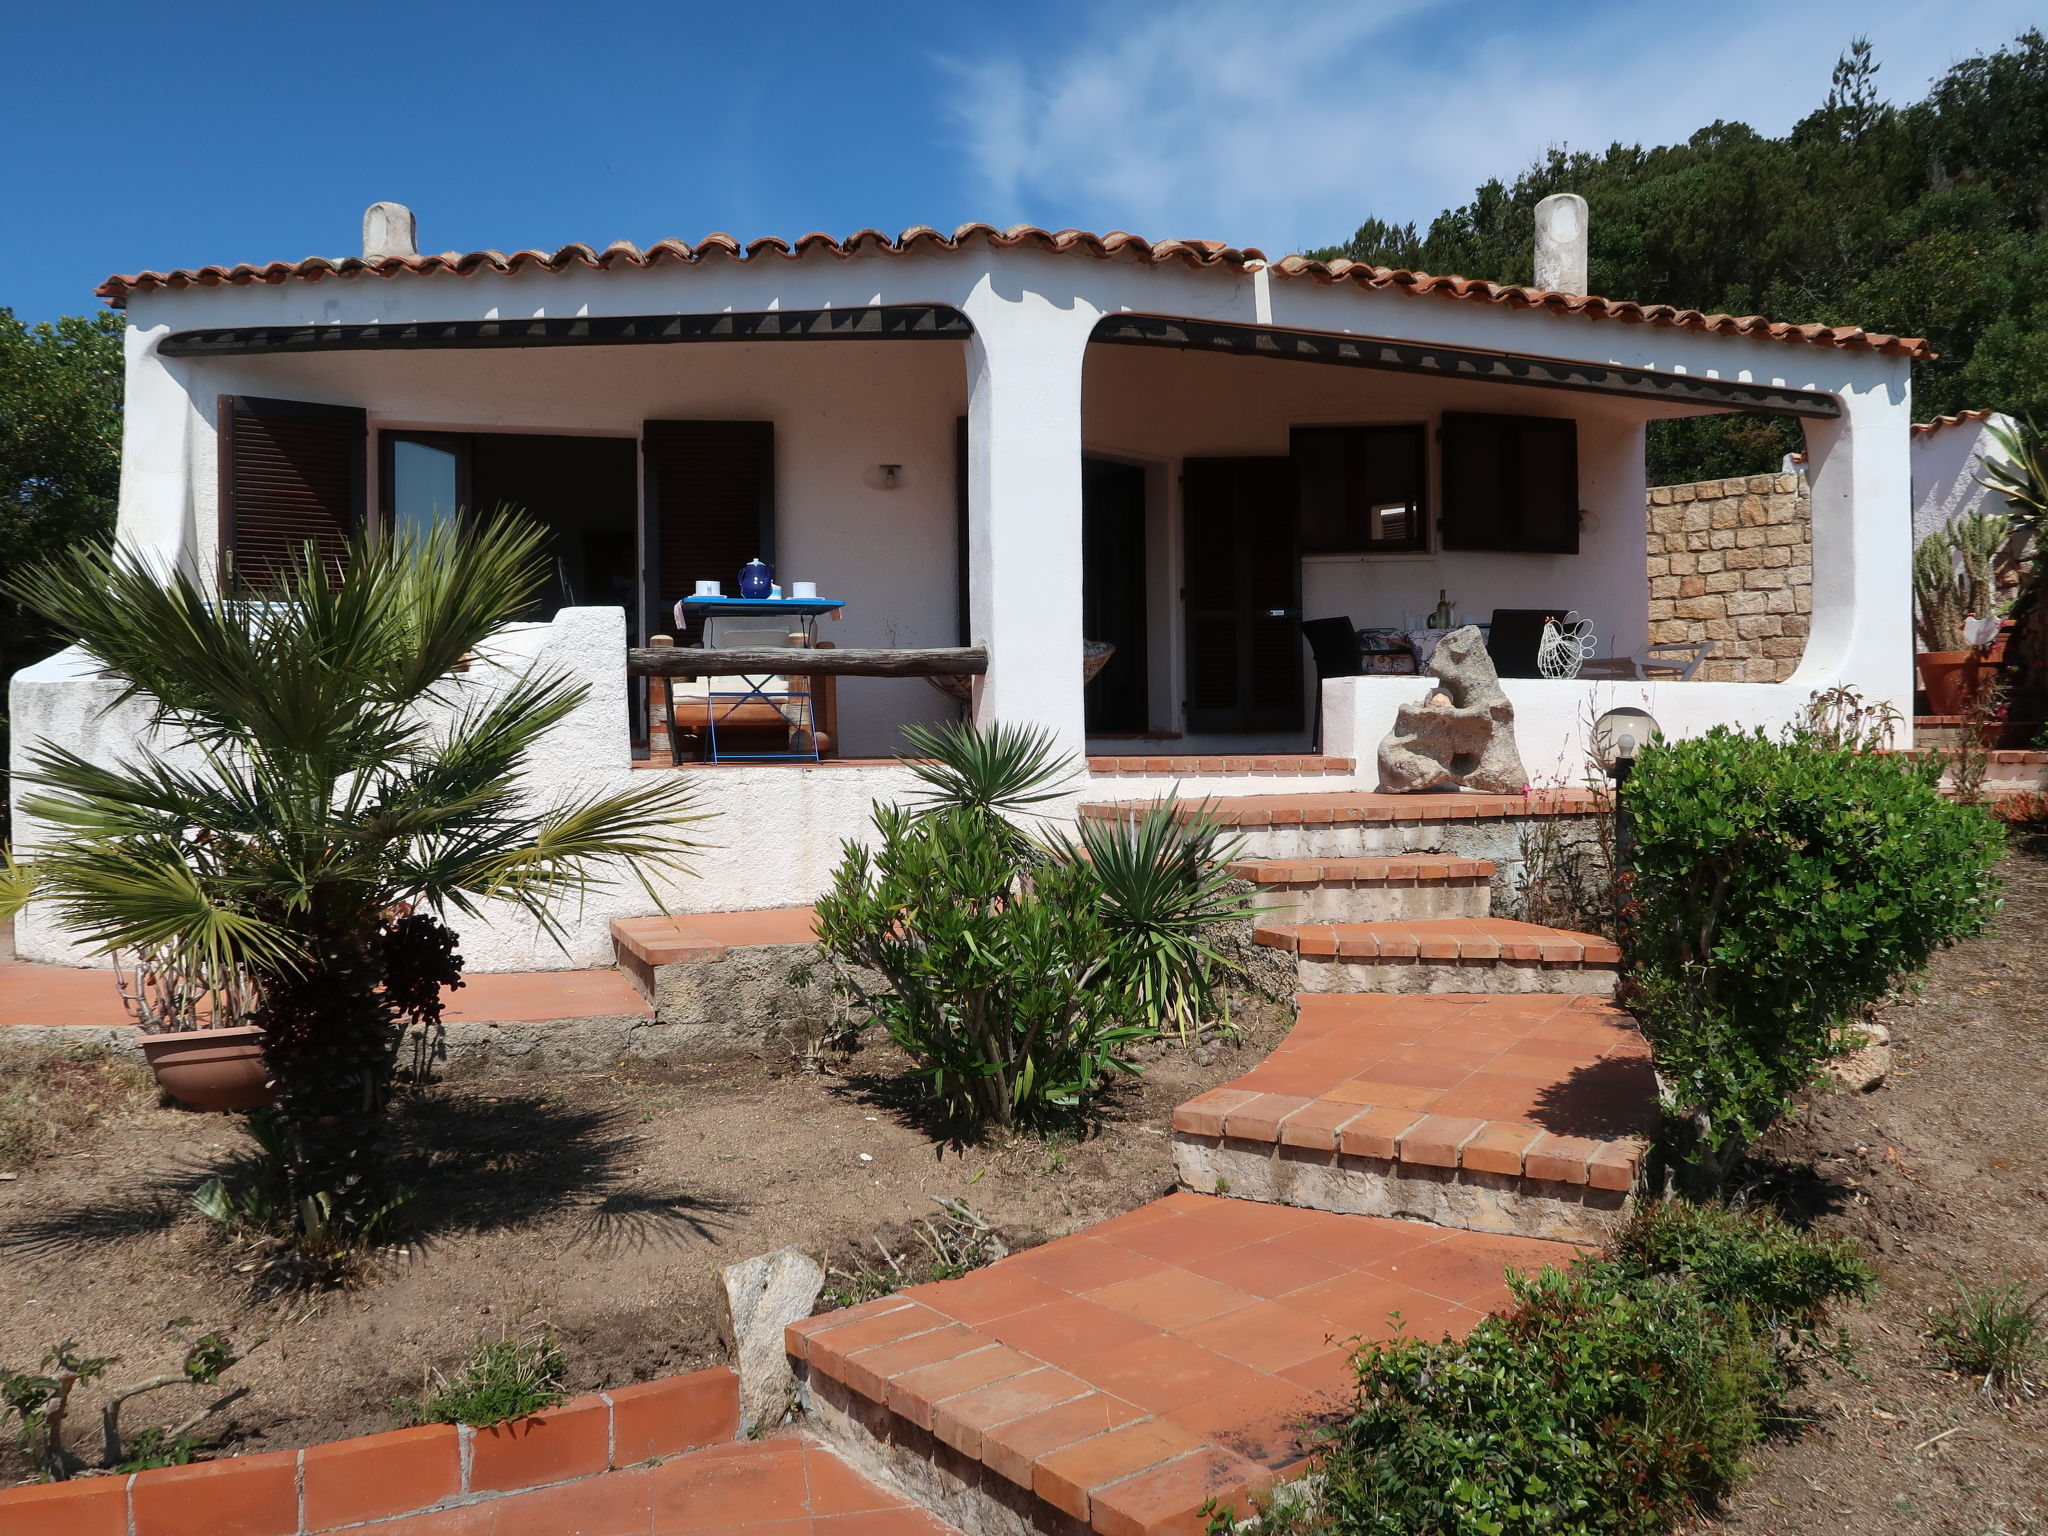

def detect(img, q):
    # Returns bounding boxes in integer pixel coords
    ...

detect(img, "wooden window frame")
[1438,411,1581,555]
[215,394,368,584]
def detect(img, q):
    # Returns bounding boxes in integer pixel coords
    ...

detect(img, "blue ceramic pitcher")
[738,558,773,599]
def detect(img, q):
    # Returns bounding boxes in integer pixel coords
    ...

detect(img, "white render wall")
[127,339,969,759]
[1911,413,2015,545]
[7,608,937,971]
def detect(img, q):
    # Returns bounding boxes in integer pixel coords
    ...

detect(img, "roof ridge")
[95,223,1931,361]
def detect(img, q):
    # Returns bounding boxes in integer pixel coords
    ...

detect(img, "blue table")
[669,596,847,761]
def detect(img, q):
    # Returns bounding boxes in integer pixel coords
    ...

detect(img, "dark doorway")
[1083,458,1149,734]
[1182,456,1303,734]
[381,431,638,620]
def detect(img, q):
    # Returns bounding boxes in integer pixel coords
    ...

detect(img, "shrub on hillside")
[1621,728,2001,1175]
[1239,1202,1873,1536]
[815,722,1248,1132]
[816,804,1151,1129]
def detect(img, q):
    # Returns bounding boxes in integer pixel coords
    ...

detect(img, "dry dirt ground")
[1703,832,2048,1536]
[5,845,2046,1526]
[0,998,1288,1485]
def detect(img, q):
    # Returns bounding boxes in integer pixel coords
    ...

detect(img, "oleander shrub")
[816,721,1247,1131]
[815,803,1151,1130]
[1621,727,2001,1176]
[1239,1202,1873,1536]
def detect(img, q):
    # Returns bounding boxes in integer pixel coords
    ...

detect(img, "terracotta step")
[610,906,835,1049]
[1081,790,1604,860]
[1255,918,1619,996]
[1173,993,1653,1243]
[789,1193,1578,1536]
[1228,855,1495,923]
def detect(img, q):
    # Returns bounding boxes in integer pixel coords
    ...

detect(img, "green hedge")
[1622,728,2001,1154]
[1242,1203,1873,1536]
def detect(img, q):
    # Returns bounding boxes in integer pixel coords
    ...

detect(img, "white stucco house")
[8,204,1926,969]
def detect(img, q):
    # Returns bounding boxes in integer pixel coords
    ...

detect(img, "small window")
[1439,412,1579,554]
[1292,425,1427,555]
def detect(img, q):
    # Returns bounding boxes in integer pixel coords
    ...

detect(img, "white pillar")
[113,322,203,580]
[1792,364,1915,744]
[959,277,1099,762]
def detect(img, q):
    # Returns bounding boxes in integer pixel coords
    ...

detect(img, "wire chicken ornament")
[1536,612,1599,679]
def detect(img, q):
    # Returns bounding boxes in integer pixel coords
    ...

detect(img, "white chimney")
[1532,193,1588,295]
[362,202,418,260]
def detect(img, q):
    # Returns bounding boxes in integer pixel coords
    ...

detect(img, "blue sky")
[3,0,2041,323]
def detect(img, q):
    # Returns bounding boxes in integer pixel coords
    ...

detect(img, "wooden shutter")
[1182,456,1302,734]
[218,395,366,586]
[1439,412,1579,554]
[642,421,774,644]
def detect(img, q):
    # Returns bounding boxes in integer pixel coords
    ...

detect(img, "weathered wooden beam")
[627,646,989,678]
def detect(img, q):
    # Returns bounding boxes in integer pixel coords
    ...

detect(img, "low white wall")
[1322,671,1861,790]
[8,608,928,974]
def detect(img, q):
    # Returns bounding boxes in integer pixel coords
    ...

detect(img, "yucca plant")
[898,718,1079,854]
[0,517,703,1247]
[1072,797,1251,1041]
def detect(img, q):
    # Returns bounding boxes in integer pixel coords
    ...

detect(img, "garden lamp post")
[1592,706,1660,872]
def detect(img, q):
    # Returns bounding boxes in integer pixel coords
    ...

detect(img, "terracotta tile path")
[0,961,648,1030]
[362,1434,953,1535]
[789,1192,1580,1532]
[1175,993,1654,1187]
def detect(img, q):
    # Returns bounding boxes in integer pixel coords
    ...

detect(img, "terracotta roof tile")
[94,223,1262,305]
[96,220,1934,361]
[1267,253,1932,360]
[1911,407,1997,436]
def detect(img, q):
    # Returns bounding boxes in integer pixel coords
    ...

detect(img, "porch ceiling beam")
[627,646,988,678]
[1090,315,1844,418]
[157,305,974,358]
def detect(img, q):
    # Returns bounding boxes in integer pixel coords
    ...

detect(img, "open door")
[1083,458,1148,734]
[1182,456,1302,734]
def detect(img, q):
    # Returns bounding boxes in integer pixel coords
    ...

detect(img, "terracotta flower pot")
[1916,650,1980,716]
[141,1025,274,1112]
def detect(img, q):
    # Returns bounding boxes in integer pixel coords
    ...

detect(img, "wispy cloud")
[940,0,2044,254]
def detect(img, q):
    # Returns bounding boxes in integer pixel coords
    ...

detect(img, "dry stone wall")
[1645,472,1811,683]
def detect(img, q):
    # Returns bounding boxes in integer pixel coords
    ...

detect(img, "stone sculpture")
[1377,625,1530,794]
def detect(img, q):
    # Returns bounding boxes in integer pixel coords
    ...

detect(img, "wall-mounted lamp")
[880,464,901,490]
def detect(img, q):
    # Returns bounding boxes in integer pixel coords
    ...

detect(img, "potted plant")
[117,950,273,1112]
[1914,511,2011,714]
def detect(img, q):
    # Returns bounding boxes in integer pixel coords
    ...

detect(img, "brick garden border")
[0,1366,738,1535]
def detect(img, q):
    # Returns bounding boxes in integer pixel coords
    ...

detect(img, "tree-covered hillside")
[1312,33,2048,483]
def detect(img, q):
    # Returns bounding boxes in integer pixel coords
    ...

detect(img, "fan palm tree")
[1,517,704,1240]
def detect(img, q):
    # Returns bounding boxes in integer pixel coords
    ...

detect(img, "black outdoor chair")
[1486,608,1568,679]
[1300,617,1365,753]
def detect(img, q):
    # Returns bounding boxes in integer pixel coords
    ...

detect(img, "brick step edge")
[0,1367,738,1535]
[1087,755,1355,775]
[1080,789,1607,825]
[1227,856,1496,886]
[1173,1088,1645,1189]
[1254,924,1621,965]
